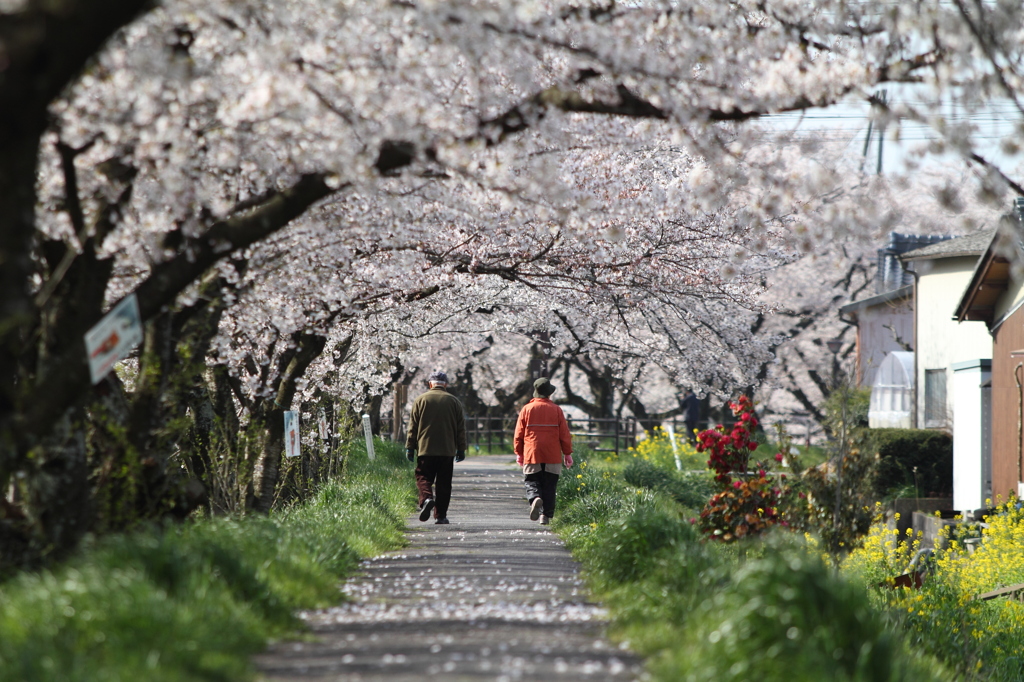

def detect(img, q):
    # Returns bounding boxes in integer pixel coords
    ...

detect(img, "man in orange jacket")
[514,377,573,525]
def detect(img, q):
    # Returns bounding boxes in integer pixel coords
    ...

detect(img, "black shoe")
[419,498,435,522]
[529,497,543,521]
[435,518,449,524]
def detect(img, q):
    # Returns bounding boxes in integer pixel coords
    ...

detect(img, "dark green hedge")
[867,429,952,498]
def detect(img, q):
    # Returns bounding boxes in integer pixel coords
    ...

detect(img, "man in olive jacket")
[405,370,467,524]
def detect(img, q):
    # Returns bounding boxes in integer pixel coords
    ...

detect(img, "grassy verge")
[0,439,415,682]
[553,447,953,682]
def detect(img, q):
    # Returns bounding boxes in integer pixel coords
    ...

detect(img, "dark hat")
[533,377,555,397]
[428,370,449,384]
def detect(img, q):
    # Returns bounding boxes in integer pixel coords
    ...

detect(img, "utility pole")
[876,89,887,175]
[861,89,888,175]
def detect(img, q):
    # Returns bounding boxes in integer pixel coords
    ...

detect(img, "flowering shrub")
[842,501,1024,678]
[696,395,760,484]
[694,396,798,542]
[698,474,786,541]
[840,508,922,586]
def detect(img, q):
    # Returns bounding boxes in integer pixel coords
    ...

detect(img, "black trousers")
[524,468,560,518]
[415,456,454,519]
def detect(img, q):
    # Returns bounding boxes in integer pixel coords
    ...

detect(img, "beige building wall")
[915,256,993,429]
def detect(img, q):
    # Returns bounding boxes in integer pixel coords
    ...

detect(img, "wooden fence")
[976,582,1024,602]
[565,416,638,457]
[463,414,639,457]
[382,413,639,457]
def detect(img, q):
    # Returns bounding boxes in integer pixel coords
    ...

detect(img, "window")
[924,369,948,427]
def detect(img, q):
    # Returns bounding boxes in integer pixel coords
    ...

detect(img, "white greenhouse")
[868,351,914,429]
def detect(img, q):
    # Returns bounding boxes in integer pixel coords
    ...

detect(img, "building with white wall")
[900,231,994,430]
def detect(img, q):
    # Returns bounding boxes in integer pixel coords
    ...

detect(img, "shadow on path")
[254,455,642,681]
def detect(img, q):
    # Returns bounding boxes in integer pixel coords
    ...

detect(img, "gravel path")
[254,455,643,682]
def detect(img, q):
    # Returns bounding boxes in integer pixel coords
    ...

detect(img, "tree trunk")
[22,406,92,567]
[253,333,327,513]
[367,394,384,435]
[0,0,151,432]
[559,356,616,419]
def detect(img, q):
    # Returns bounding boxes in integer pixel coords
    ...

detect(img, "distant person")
[514,377,573,525]
[682,388,701,443]
[406,370,467,524]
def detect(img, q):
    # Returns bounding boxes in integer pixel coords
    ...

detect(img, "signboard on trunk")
[284,411,301,458]
[84,293,143,384]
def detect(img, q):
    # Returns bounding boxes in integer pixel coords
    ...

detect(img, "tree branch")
[1,1,152,406]
[6,173,344,470]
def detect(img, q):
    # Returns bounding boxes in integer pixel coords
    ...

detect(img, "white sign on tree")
[284,411,300,458]
[362,414,375,461]
[84,294,144,385]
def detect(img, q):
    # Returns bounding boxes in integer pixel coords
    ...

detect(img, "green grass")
[621,458,716,509]
[772,442,829,468]
[0,439,416,682]
[553,447,953,682]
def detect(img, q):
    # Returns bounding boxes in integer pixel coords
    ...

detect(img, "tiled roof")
[899,229,996,261]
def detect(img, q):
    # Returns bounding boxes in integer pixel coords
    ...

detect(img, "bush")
[0,439,416,682]
[622,459,716,510]
[868,429,952,498]
[623,458,675,490]
[657,537,949,682]
[846,501,1024,679]
[587,496,696,584]
[824,386,871,437]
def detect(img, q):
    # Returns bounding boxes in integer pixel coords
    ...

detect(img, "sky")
[766,84,1023,179]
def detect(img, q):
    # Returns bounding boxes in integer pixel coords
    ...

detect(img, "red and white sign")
[84,294,144,385]
[284,411,301,458]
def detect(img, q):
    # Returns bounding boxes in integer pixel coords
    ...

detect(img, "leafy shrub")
[868,429,952,498]
[657,537,949,681]
[847,501,1024,679]
[669,473,718,510]
[0,439,415,682]
[587,496,696,584]
[622,459,715,509]
[623,458,675,490]
[797,442,878,559]
[823,386,872,436]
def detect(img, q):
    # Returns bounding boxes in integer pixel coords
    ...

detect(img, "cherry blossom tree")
[3,0,1024,566]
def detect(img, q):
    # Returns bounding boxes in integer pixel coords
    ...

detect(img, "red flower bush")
[696,395,759,485]
[694,396,796,542]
